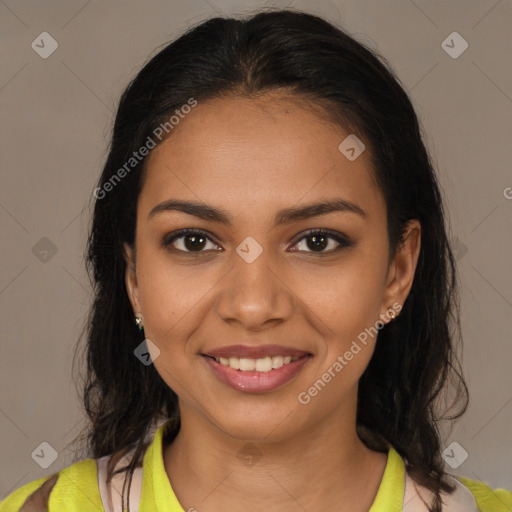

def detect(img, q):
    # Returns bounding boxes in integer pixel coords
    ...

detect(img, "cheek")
[296,264,385,408]
[298,251,387,336]
[135,244,216,336]
[134,249,210,392]
[291,249,388,389]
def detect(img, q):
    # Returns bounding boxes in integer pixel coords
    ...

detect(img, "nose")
[214,242,295,330]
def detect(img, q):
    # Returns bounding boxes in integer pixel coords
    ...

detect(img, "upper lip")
[202,344,310,359]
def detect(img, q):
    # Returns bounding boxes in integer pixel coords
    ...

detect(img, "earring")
[388,308,396,319]
[134,315,144,331]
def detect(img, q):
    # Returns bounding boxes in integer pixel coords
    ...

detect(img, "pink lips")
[201,344,312,393]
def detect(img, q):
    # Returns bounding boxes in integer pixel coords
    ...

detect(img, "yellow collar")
[143,418,405,512]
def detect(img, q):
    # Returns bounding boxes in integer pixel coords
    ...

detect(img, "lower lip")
[203,355,312,393]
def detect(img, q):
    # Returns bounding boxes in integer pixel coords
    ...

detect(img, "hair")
[71,8,469,512]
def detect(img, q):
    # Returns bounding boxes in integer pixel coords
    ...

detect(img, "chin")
[207,408,300,444]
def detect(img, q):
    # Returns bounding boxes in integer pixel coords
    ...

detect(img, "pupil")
[185,234,206,251]
[308,235,327,251]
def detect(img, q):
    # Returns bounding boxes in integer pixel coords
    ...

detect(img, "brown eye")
[161,228,353,256]
[162,229,220,253]
[291,229,353,255]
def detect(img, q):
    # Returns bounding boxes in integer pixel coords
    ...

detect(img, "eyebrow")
[148,198,367,225]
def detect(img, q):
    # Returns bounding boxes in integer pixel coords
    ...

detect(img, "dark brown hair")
[73,9,468,511]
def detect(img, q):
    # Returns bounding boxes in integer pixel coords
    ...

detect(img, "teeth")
[255,357,272,372]
[239,358,255,371]
[214,355,301,372]
[272,356,283,369]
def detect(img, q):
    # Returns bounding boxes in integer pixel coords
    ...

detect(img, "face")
[124,92,420,442]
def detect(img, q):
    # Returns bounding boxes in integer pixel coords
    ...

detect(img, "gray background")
[1,0,511,500]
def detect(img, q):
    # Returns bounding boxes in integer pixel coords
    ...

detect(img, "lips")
[203,352,312,392]
[202,344,310,359]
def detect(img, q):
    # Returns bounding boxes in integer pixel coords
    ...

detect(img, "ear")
[380,219,421,322]
[123,242,142,315]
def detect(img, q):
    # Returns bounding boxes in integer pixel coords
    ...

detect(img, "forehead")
[139,93,384,222]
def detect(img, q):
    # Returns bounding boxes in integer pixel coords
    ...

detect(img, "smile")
[213,355,301,372]
[202,353,312,392]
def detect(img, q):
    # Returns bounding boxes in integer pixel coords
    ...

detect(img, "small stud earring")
[388,308,396,319]
[134,315,144,331]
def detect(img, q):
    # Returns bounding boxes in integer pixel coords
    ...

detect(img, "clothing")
[1,417,511,511]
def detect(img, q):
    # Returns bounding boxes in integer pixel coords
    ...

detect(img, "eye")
[161,228,221,253]
[162,228,353,256]
[290,229,353,256]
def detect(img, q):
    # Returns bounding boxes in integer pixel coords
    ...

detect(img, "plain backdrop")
[1,0,511,499]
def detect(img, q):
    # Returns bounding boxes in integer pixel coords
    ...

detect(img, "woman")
[2,8,511,512]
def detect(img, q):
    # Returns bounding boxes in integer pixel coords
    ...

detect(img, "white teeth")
[255,357,272,372]
[271,356,283,368]
[239,358,255,371]
[214,355,301,372]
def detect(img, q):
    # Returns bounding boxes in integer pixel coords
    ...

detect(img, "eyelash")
[161,228,353,257]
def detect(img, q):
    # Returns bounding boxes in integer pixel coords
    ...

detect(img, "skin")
[124,92,421,512]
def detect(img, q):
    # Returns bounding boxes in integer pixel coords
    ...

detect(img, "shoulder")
[0,474,56,512]
[403,470,512,512]
[457,476,512,512]
[0,458,102,512]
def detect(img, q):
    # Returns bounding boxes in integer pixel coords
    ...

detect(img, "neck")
[163,393,388,512]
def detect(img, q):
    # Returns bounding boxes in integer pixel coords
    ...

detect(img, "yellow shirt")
[1,418,511,511]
